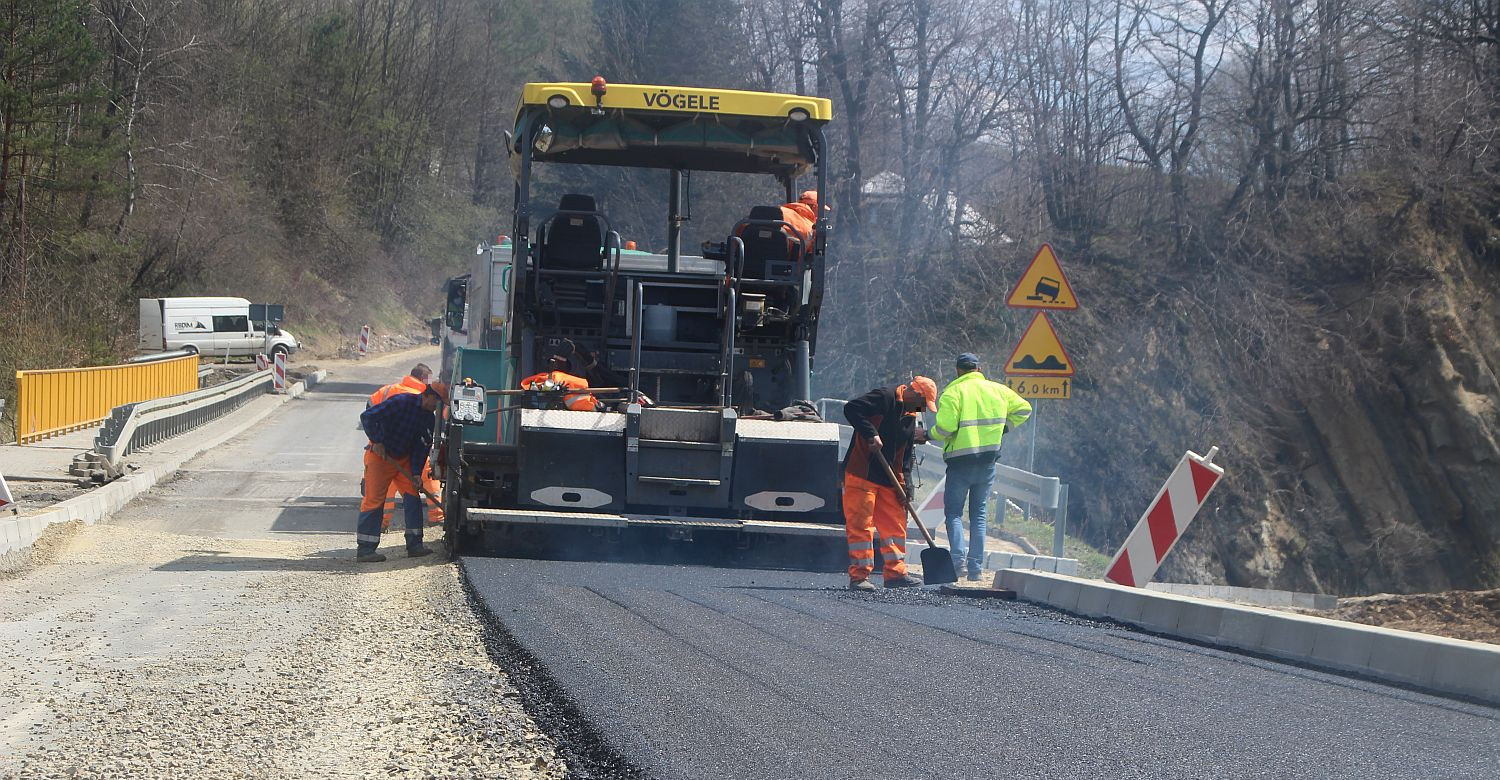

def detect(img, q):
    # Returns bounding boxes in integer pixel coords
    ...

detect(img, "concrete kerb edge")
[0,370,326,568]
[997,569,1500,706]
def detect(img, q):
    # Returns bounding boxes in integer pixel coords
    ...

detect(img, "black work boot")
[883,574,924,588]
[356,547,386,563]
[406,543,433,558]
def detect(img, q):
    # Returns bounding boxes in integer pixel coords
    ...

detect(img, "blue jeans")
[943,454,997,577]
[356,493,424,553]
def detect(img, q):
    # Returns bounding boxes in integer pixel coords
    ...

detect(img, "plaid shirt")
[361,392,434,460]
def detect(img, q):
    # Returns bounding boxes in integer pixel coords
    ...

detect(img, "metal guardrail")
[125,350,197,364]
[93,369,273,468]
[16,355,199,443]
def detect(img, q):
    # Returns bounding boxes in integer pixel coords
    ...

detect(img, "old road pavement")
[0,350,570,780]
[3,348,1497,779]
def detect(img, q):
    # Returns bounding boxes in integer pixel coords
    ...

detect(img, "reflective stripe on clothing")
[931,371,1031,459]
[356,533,382,544]
[844,474,909,581]
[942,443,1004,459]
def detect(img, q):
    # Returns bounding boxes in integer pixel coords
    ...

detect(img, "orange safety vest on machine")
[520,370,599,412]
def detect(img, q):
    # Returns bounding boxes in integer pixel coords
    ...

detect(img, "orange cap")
[799,190,829,211]
[909,376,938,412]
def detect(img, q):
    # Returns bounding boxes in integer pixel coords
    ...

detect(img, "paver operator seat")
[539,193,611,270]
[732,205,809,321]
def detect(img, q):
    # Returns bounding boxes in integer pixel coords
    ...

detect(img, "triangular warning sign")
[1005,312,1075,376]
[0,473,12,511]
[1006,244,1079,310]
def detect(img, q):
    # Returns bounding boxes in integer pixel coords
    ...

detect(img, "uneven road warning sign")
[1006,244,1079,310]
[1003,376,1071,399]
[1005,312,1074,376]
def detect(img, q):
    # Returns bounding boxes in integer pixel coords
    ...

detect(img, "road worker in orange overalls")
[365,364,444,528]
[841,376,938,591]
[779,190,823,244]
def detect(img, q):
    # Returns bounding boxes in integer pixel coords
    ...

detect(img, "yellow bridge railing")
[15,355,200,444]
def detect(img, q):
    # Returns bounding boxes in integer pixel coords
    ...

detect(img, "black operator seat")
[540,193,610,270]
[735,205,806,280]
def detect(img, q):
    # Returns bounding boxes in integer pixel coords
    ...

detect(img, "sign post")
[357,325,370,359]
[1005,243,1080,524]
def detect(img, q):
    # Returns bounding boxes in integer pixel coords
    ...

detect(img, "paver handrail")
[16,355,199,443]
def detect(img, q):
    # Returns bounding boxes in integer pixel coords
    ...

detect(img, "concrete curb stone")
[0,370,325,568]
[997,569,1500,705]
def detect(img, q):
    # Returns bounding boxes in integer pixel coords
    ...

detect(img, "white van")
[138,297,300,358]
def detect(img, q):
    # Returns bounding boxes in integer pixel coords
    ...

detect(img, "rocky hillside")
[1021,205,1500,596]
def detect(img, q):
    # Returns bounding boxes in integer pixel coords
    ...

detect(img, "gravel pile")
[0,524,567,779]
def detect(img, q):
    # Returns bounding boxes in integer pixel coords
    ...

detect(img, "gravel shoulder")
[0,521,567,779]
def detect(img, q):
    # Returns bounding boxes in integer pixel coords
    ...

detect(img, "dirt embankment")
[1313,589,1500,645]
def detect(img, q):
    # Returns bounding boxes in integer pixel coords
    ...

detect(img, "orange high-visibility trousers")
[843,473,909,582]
[375,461,444,529]
[360,449,421,513]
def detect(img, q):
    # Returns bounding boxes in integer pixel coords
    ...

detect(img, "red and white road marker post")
[1104,447,1225,587]
[0,472,14,514]
[255,354,268,371]
[357,325,370,359]
[272,351,288,394]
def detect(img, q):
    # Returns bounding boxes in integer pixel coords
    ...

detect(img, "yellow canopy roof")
[521,82,832,122]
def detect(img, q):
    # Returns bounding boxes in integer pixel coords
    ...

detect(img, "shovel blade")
[920,546,959,585]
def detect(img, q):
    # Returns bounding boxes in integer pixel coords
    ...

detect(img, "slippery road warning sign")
[1006,244,1078,310]
[1005,313,1074,377]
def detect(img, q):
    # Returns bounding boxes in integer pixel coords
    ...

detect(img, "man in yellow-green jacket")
[929,353,1032,580]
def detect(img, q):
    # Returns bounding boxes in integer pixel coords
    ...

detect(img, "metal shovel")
[872,447,958,585]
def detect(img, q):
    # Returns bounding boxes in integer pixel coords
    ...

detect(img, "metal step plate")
[466,507,843,538]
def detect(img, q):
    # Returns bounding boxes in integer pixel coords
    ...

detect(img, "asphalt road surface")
[463,557,1500,780]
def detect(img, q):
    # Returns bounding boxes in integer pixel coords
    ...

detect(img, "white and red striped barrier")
[1104,447,1225,587]
[915,477,946,534]
[357,325,370,358]
[272,351,288,394]
[255,354,268,371]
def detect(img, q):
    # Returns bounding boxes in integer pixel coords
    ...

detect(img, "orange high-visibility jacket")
[520,370,599,412]
[369,375,426,406]
[780,201,816,243]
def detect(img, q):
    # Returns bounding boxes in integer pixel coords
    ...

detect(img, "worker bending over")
[841,376,938,591]
[355,382,446,563]
[520,352,601,411]
[929,353,1032,580]
[367,364,444,528]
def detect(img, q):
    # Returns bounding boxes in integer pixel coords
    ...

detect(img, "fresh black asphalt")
[463,558,1500,780]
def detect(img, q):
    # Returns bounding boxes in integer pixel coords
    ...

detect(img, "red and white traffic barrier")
[916,477,947,533]
[255,354,268,371]
[272,351,288,394]
[1104,447,1225,587]
[357,325,370,358]
[0,472,13,512]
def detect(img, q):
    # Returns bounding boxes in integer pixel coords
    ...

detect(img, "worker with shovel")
[355,382,447,563]
[841,377,938,591]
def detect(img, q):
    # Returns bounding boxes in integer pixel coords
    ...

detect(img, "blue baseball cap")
[956,352,980,369]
